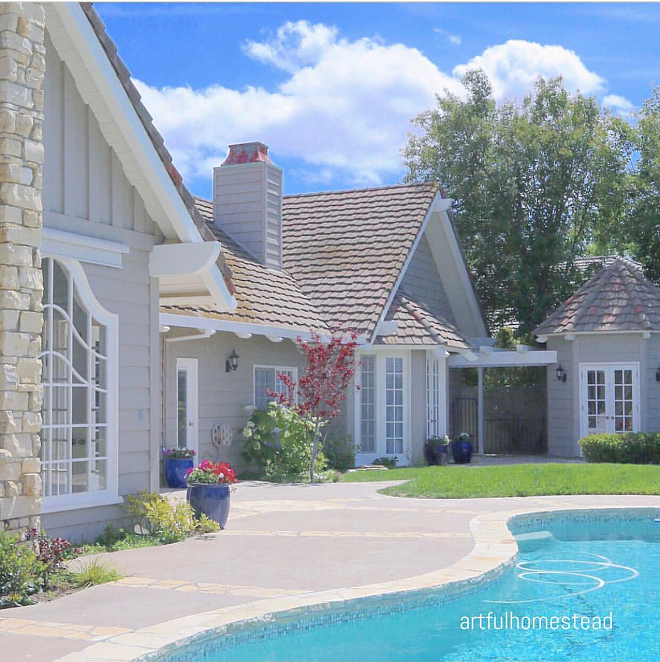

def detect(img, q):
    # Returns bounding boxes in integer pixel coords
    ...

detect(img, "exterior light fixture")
[556,364,567,383]
[656,367,660,383]
[225,349,239,373]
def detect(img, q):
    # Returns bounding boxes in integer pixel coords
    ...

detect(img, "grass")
[340,463,660,498]
[70,559,122,589]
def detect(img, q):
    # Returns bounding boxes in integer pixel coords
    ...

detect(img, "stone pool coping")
[54,501,660,662]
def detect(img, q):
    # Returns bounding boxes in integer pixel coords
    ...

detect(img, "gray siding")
[648,336,660,431]
[546,337,576,457]
[42,33,160,237]
[401,235,455,322]
[410,350,427,465]
[164,333,306,471]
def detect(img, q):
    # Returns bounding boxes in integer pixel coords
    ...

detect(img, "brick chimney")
[213,142,283,270]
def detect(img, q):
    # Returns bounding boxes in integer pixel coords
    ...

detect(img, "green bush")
[579,432,660,464]
[242,403,327,481]
[0,533,42,607]
[323,435,356,472]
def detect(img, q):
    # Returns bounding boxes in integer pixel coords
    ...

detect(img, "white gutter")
[165,329,216,343]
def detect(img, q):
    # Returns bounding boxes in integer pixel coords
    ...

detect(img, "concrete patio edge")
[53,501,660,662]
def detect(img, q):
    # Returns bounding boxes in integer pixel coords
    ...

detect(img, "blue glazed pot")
[452,440,473,464]
[164,458,194,489]
[187,483,231,528]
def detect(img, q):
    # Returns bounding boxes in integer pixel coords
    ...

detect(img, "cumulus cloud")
[602,94,635,117]
[137,23,617,187]
[453,39,606,100]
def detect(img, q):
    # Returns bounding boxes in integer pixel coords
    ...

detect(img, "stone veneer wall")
[0,2,45,536]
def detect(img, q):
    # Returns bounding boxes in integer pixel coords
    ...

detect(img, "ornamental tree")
[270,329,359,482]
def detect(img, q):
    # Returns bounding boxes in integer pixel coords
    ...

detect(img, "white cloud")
[602,94,635,117]
[453,39,606,100]
[138,24,617,187]
[448,34,462,46]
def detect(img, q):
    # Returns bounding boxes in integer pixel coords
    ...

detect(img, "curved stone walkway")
[0,481,658,661]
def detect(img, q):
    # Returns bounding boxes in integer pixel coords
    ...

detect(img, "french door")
[176,358,198,454]
[579,363,640,439]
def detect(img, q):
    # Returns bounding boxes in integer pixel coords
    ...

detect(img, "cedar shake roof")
[80,3,234,294]
[162,198,328,332]
[281,183,440,337]
[534,258,660,336]
[377,293,471,348]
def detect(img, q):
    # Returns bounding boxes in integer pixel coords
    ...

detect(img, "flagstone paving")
[0,480,658,661]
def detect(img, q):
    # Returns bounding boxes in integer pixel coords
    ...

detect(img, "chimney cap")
[222,142,271,166]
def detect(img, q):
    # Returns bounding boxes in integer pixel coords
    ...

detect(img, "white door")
[176,358,198,455]
[355,353,410,466]
[580,363,640,439]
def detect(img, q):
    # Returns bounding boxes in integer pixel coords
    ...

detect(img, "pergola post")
[477,367,484,454]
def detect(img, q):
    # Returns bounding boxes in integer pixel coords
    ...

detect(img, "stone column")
[0,2,45,537]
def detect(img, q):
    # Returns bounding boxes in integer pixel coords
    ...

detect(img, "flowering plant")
[186,460,238,485]
[162,448,196,459]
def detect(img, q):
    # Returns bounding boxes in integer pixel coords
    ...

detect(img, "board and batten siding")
[164,333,306,471]
[42,33,162,238]
[546,337,576,457]
[648,335,660,432]
[400,235,455,323]
[40,29,163,540]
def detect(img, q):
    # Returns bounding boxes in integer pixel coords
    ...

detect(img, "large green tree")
[403,71,633,334]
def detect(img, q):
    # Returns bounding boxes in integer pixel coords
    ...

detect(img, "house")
[0,2,557,542]
[534,258,660,457]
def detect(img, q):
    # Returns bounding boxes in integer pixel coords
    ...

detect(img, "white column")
[477,367,484,454]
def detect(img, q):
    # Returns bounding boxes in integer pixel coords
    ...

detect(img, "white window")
[40,257,118,508]
[253,365,297,410]
[360,355,376,453]
[385,357,404,454]
[426,356,446,438]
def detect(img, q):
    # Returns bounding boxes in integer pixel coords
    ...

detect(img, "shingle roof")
[376,293,471,348]
[534,258,660,336]
[161,198,328,333]
[80,3,234,294]
[281,183,440,337]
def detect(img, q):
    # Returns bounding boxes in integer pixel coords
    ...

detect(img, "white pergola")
[448,344,557,454]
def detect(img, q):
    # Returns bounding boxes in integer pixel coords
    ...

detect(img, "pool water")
[159,513,660,662]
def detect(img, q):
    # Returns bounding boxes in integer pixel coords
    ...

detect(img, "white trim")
[42,228,129,268]
[426,352,447,438]
[41,494,124,515]
[252,365,298,409]
[579,362,641,443]
[539,330,659,340]
[176,357,199,455]
[370,195,452,344]
[449,349,557,368]
[165,329,216,343]
[149,242,221,277]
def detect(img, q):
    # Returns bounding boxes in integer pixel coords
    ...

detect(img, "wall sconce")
[656,367,660,383]
[556,364,567,383]
[225,349,239,373]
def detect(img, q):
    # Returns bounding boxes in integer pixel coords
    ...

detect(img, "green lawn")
[340,463,660,498]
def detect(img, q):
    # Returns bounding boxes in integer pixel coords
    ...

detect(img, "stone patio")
[0,480,657,661]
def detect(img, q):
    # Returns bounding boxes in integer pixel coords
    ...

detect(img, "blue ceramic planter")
[187,483,231,528]
[164,458,194,488]
[452,440,473,464]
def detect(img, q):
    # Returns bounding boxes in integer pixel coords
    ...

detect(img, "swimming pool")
[155,510,660,662]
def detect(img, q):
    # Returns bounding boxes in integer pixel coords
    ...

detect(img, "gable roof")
[376,293,471,348]
[281,183,440,338]
[161,198,328,333]
[74,3,234,295]
[534,258,660,336]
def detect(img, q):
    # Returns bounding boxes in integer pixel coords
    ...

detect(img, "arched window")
[40,257,118,507]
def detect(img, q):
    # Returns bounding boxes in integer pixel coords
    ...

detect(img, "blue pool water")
[159,512,660,662]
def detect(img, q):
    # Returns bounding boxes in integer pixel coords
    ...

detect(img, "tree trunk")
[310,435,319,483]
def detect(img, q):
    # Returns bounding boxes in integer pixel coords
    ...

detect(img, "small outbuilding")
[534,258,660,457]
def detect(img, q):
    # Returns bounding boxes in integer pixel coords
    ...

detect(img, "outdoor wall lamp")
[656,367,660,383]
[556,364,567,383]
[226,349,240,373]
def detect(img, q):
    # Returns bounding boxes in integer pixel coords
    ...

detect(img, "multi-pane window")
[41,258,110,497]
[614,368,634,432]
[253,366,296,410]
[360,355,376,453]
[385,357,404,454]
[587,369,606,433]
[426,357,441,438]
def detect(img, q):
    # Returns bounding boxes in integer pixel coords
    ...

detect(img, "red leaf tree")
[270,329,359,482]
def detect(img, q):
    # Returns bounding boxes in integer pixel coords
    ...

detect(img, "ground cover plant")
[340,463,660,498]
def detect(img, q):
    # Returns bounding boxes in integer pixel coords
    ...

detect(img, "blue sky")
[96,2,660,198]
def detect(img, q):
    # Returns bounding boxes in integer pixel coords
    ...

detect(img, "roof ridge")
[618,260,652,329]
[283,182,438,200]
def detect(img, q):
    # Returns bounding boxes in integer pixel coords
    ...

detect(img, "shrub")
[579,432,660,464]
[0,533,42,607]
[195,513,221,534]
[373,456,398,469]
[25,528,82,587]
[323,435,356,472]
[242,403,327,481]
[70,559,122,588]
